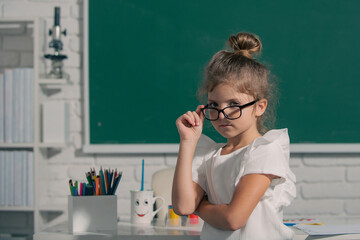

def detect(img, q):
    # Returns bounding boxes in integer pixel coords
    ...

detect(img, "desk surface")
[35,220,201,240]
[34,217,360,240]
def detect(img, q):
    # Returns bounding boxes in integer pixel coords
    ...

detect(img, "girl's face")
[207,83,265,140]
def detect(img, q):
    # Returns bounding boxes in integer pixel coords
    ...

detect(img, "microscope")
[44,7,67,79]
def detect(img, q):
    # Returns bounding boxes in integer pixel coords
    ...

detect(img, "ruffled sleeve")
[243,129,296,207]
[191,134,216,192]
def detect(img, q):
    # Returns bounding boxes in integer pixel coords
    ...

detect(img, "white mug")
[130,190,165,224]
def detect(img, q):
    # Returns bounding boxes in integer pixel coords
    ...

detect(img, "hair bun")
[228,32,262,59]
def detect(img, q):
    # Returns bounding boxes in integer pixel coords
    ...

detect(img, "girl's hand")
[176,105,205,142]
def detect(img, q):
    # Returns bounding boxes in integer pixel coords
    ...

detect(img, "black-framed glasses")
[201,100,258,121]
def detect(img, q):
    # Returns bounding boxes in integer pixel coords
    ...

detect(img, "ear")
[255,99,267,117]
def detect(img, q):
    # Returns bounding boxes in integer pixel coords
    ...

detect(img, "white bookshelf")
[0,143,34,148]
[0,17,69,236]
[0,206,35,212]
[38,78,68,84]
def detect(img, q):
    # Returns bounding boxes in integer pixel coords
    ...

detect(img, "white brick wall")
[347,167,360,182]
[1,1,360,235]
[285,154,360,217]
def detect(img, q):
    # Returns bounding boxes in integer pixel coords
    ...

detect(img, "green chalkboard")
[87,0,360,145]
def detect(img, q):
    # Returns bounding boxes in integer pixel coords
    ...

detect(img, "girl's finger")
[192,111,201,126]
[196,105,205,121]
[183,112,196,126]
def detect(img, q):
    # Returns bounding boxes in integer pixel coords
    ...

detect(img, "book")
[0,73,4,143]
[24,68,31,143]
[5,151,14,206]
[283,218,323,226]
[2,68,34,143]
[27,68,34,143]
[0,150,34,206]
[4,69,13,143]
[27,151,34,206]
[296,223,360,235]
[22,151,27,206]
[18,69,25,143]
[12,68,20,143]
[0,152,5,206]
[14,151,22,206]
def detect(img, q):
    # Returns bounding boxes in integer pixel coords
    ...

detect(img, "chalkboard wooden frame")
[83,0,360,153]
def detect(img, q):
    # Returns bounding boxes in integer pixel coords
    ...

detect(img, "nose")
[218,110,226,120]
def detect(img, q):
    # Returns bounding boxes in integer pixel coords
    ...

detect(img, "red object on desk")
[188,214,199,225]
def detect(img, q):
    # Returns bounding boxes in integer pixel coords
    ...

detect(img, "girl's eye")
[208,102,217,107]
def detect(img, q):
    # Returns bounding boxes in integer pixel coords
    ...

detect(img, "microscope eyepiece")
[54,7,60,26]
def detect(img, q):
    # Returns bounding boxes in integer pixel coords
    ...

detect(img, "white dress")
[192,129,296,240]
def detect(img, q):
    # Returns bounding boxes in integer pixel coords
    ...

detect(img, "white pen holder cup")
[68,195,117,232]
[130,190,165,224]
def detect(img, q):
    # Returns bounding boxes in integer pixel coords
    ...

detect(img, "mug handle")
[152,196,165,218]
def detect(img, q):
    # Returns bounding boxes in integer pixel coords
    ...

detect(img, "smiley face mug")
[130,190,165,224]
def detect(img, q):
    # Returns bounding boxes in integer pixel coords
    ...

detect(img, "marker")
[79,182,83,196]
[86,172,93,186]
[69,180,74,196]
[74,181,78,196]
[82,183,86,196]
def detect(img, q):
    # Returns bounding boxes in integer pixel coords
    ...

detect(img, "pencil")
[99,167,106,195]
[95,177,100,195]
[109,170,114,189]
[104,169,109,194]
[112,171,122,195]
[93,174,97,190]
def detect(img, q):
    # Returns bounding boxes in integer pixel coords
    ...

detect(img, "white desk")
[34,217,360,240]
[34,220,201,240]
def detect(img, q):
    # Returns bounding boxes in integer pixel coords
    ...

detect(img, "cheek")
[233,114,255,128]
[243,108,257,120]
[211,122,219,131]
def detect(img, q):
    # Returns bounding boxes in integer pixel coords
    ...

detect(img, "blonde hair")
[198,32,277,133]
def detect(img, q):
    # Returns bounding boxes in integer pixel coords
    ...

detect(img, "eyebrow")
[207,98,243,104]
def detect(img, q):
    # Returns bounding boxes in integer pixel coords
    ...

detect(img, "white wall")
[1,0,360,231]
[287,154,360,217]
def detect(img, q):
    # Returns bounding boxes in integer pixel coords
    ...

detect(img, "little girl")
[172,32,296,240]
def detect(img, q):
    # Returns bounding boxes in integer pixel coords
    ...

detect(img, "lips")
[136,210,149,217]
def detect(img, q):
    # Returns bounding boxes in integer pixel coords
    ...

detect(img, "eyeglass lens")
[205,106,241,120]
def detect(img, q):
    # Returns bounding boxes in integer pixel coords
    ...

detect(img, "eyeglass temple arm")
[240,100,258,109]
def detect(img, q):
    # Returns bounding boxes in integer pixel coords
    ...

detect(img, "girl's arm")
[196,173,275,231]
[172,140,205,215]
[172,105,206,216]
